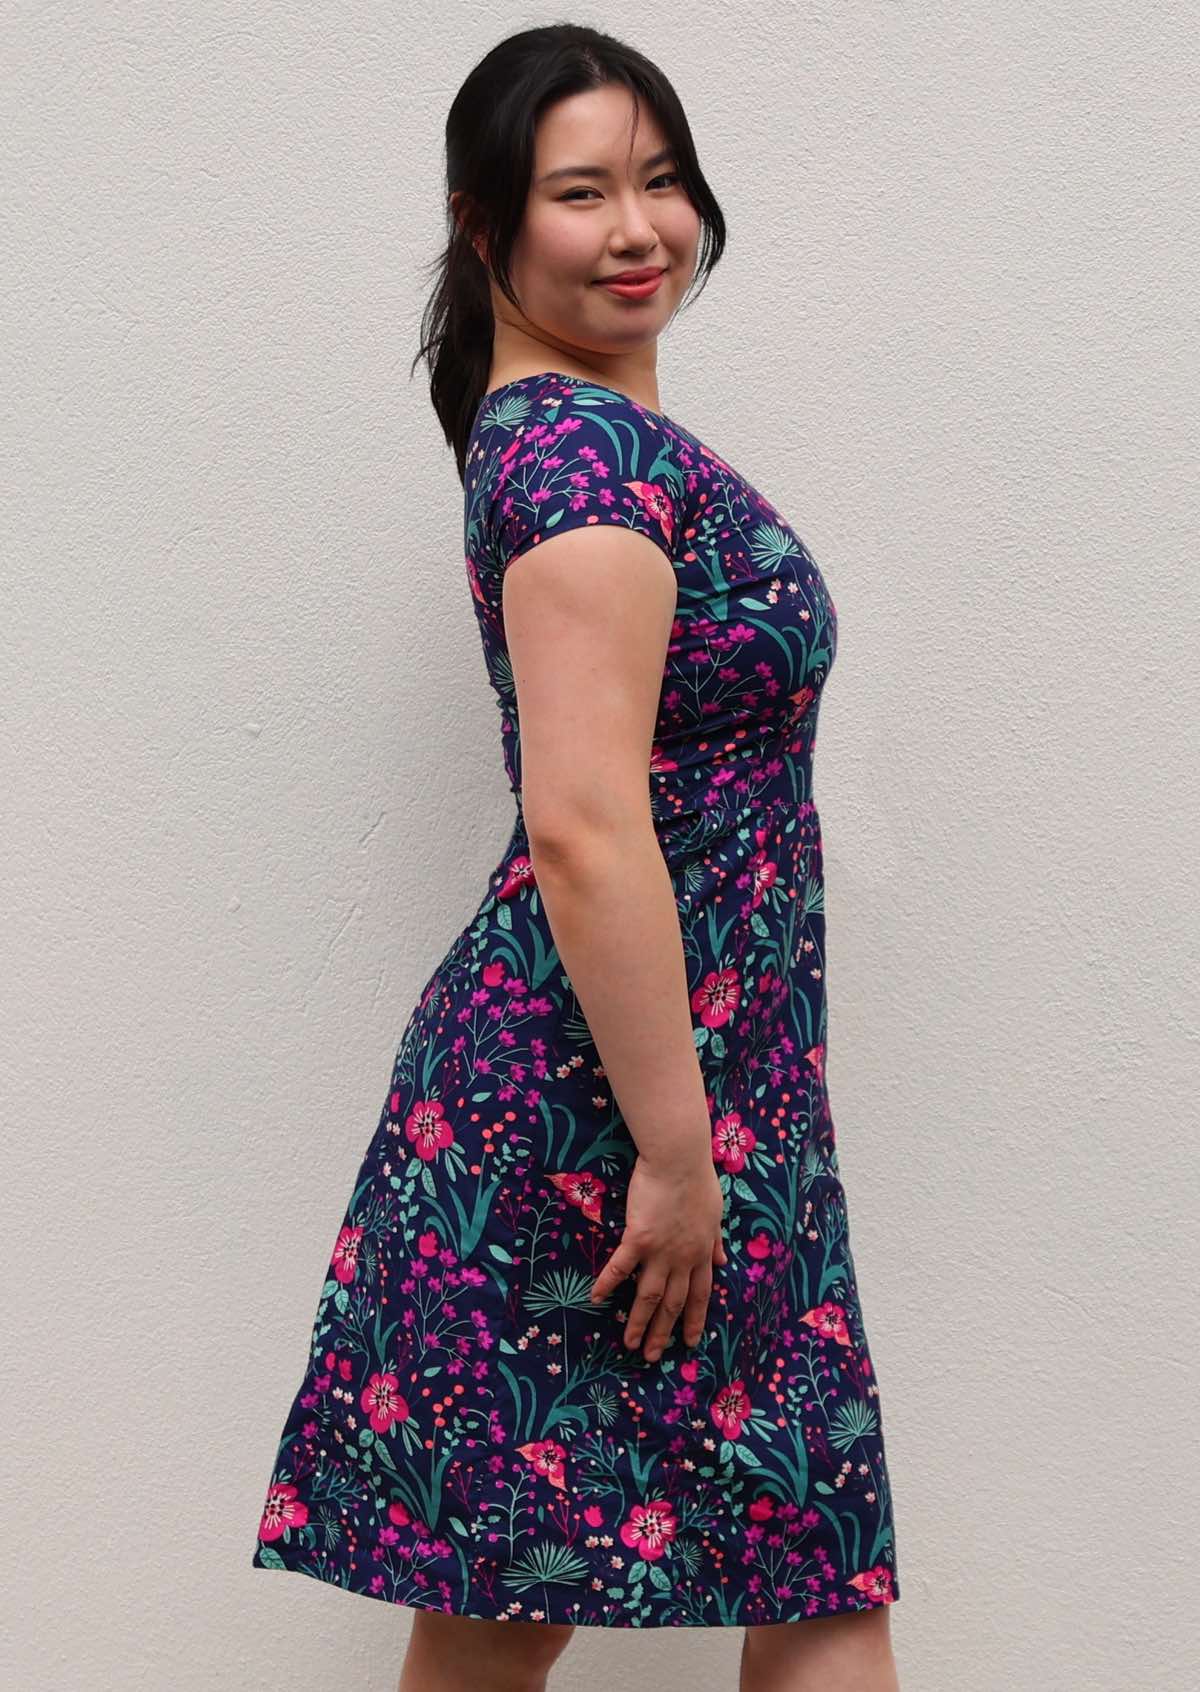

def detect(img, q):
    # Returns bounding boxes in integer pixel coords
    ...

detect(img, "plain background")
[3,4,1197,1689]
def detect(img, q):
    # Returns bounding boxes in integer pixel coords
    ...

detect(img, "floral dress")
[251,371,901,1627]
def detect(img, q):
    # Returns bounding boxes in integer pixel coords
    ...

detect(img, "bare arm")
[502,525,727,1359]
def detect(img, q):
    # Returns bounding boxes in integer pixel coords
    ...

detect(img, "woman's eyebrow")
[537,148,676,186]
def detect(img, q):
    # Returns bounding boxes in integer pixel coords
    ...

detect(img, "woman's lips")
[596,270,665,299]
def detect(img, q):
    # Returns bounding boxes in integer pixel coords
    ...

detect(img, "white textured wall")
[4,4,1197,1689]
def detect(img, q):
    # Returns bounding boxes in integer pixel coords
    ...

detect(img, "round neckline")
[476,370,674,425]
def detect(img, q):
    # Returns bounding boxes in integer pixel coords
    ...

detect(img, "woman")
[253,23,903,1691]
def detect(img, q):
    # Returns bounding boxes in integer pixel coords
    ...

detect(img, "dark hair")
[412,23,727,484]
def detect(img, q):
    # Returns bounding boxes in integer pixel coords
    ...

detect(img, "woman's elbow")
[523,787,651,864]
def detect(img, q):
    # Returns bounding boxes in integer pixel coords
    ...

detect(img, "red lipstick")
[595,266,666,300]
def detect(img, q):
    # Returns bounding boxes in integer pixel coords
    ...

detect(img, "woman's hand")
[590,1153,728,1360]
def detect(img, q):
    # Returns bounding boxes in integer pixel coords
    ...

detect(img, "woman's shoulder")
[469,371,682,462]
[464,373,689,574]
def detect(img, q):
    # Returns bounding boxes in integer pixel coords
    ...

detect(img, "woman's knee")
[742,1603,896,1671]
[406,1609,576,1681]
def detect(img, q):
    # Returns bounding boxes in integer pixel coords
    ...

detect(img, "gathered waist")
[503,785,818,872]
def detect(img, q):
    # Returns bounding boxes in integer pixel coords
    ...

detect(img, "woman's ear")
[450,190,488,266]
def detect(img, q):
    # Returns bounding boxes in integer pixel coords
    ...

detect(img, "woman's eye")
[560,173,680,202]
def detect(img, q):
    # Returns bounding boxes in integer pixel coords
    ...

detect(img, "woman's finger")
[589,1237,639,1305]
[683,1262,714,1347]
[641,1268,693,1361]
[622,1270,667,1349]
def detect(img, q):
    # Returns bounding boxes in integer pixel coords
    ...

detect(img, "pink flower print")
[698,442,736,474]
[745,1230,774,1260]
[546,1169,607,1222]
[623,479,675,548]
[801,1301,853,1347]
[360,1371,411,1433]
[516,1438,569,1491]
[405,1099,454,1162]
[464,552,487,607]
[788,684,815,718]
[804,1042,826,1085]
[712,1110,757,1174]
[331,1225,364,1285]
[847,1564,896,1604]
[583,1505,604,1528]
[496,855,536,901]
[494,438,524,496]
[388,1499,411,1527]
[482,960,506,987]
[748,850,778,909]
[691,966,741,1028]
[619,1499,678,1562]
[418,1229,441,1257]
[649,744,678,775]
[710,1379,751,1439]
[259,1481,309,1543]
[747,1494,776,1522]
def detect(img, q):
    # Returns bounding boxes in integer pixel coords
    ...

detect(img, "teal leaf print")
[525,1266,596,1316]
[587,1382,620,1426]
[501,1540,593,1591]
[749,522,805,570]
[828,1398,880,1450]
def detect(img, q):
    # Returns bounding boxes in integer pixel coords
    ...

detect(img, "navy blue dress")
[252,372,901,1627]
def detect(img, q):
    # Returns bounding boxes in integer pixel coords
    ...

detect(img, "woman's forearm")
[527,820,712,1169]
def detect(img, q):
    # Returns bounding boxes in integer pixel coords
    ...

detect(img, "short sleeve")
[484,385,683,574]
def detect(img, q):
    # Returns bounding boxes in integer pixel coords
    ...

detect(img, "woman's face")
[497,85,702,358]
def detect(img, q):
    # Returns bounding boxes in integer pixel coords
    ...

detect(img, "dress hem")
[251,1544,899,1630]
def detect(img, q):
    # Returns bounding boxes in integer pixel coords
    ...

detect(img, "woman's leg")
[397,1610,576,1692]
[739,1605,900,1692]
